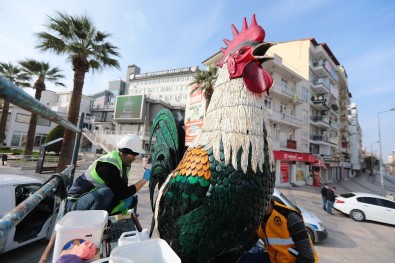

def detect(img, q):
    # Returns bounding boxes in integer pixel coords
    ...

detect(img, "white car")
[0,174,57,254]
[272,188,328,243]
[334,192,395,225]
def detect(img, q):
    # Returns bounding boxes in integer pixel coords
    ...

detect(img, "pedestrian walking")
[2,154,7,166]
[326,187,336,214]
[320,184,329,211]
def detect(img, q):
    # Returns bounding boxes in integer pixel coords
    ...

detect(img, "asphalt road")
[1,161,395,263]
[280,173,395,263]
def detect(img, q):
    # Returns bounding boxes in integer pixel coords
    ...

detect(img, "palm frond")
[19,59,65,90]
[36,11,120,75]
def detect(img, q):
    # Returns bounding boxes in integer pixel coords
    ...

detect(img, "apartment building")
[348,102,363,176]
[3,90,93,148]
[269,38,362,183]
[126,65,199,107]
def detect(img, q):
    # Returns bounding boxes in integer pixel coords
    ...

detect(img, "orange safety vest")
[257,201,319,263]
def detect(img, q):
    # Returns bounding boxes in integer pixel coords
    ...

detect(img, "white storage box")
[110,239,181,263]
[52,210,108,263]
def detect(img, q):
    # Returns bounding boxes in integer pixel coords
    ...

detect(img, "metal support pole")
[370,141,379,176]
[378,113,384,196]
[68,112,85,190]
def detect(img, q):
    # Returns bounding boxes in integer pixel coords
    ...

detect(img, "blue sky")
[1,0,394,161]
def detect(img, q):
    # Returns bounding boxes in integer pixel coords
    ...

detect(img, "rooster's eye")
[238,49,246,55]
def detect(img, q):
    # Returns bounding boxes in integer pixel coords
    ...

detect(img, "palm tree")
[189,64,218,111]
[19,59,65,157]
[35,11,120,171]
[0,62,31,147]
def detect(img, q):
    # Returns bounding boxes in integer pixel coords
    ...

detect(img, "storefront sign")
[273,151,317,163]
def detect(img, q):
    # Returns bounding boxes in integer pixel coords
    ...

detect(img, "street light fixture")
[378,107,395,196]
[370,141,379,176]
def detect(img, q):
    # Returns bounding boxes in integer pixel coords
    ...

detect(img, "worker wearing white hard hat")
[66,134,151,215]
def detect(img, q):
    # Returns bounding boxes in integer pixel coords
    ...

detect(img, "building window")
[280,102,287,114]
[302,87,309,102]
[264,97,272,110]
[281,78,288,88]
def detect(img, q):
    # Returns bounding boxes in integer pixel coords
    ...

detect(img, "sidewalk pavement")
[283,172,395,199]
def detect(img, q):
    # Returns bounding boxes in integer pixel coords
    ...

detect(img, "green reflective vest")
[84,150,130,188]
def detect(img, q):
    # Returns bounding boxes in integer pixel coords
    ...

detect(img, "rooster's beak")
[252,42,276,64]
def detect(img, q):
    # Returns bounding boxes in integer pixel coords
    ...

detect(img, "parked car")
[334,192,395,225]
[0,174,57,254]
[272,188,328,243]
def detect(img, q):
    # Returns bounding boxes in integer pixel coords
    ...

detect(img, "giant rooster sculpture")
[149,14,275,262]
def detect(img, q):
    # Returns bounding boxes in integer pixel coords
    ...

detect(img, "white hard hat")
[116,134,146,154]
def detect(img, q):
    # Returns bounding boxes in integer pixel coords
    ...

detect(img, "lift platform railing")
[0,76,82,239]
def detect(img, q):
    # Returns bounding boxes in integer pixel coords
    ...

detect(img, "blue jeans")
[327,201,334,214]
[322,196,327,211]
[67,188,137,214]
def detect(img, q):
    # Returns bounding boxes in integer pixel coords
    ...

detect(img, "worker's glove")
[111,196,137,215]
[143,169,152,181]
[120,196,134,211]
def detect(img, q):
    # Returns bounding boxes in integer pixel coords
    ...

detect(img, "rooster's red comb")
[217,14,266,67]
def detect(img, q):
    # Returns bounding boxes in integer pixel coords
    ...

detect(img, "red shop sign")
[273,151,318,163]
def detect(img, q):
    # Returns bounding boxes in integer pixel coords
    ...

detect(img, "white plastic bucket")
[92,256,134,263]
[52,210,108,263]
[118,229,149,246]
[110,239,181,263]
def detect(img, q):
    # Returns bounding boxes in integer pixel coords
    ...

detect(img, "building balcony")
[268,110,304,128]
[312,60,339,82]
[310,116,330,128]
[310,95,329,110]
[329,121,339,130]
[312,78,330,94]
[331,104,339,113]
[270,82,299,102]
[312,60,330,78]
[328,137,338,145]
[310,135,329,142]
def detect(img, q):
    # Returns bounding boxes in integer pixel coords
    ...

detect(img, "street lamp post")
[370,141,379,176]
[378,108,395,196]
